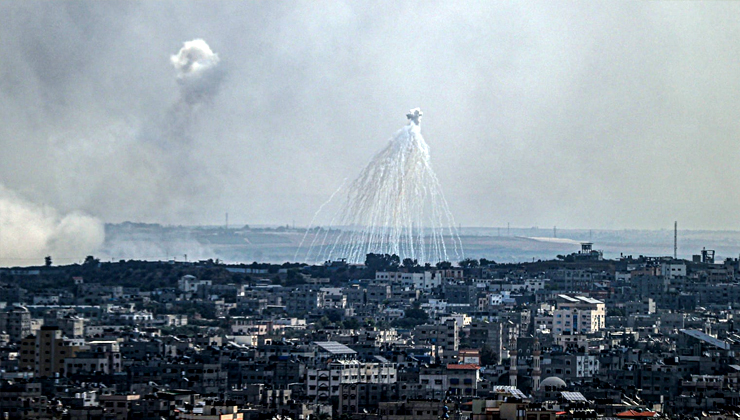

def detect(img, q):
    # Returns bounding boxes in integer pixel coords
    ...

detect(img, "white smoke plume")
[301,109,464,264]
[0,184,105,266]
[170,39,223,105]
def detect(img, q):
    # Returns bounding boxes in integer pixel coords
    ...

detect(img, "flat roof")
[314,341,357,355]
[561,391,587,402]
[680,329,730,350]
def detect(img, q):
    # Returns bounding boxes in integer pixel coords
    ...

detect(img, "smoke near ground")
[0,28,224,264]
[0,184,104,266]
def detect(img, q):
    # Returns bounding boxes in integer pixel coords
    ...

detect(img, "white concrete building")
[552,295,605,335]
[375,271,441,291]
[661,261,687,279]
[178,275,212,293]
[307,360,397,399]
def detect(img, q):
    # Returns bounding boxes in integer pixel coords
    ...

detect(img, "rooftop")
[680,329,730,350]
[314,341,357,355]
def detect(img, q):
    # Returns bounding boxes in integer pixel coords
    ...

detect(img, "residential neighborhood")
[0,244,737,420]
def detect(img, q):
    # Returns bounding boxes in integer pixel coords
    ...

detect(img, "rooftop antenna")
[674,221,677,259]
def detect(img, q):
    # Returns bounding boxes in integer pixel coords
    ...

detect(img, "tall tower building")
[509,339,518,387]
[532,337,541,392]
[19,326,81,377]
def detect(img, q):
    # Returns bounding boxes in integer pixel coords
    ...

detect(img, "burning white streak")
[303,109,463,264]
[0,184,104,266]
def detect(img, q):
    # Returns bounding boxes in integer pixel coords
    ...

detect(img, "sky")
[1,1,740,263]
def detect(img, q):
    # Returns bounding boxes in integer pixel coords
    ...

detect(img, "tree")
[365,253,401,273]
[315,317,330,329]
[44,256,52,267]
[458,258,479,268]
[479,258,496,266]
[391,306,429,329]
[480,344,498,366]
[436,261,452,269]
[83,255,100,267]
[342,318,361,330]
[402,258,419,269]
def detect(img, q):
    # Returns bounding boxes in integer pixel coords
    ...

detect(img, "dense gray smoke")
[46,36,225,225]
[0,34,224,265]
[0,184,104,266]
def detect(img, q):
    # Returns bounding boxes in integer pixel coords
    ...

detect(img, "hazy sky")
[2,0,740,241]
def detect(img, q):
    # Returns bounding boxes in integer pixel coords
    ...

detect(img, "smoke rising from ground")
[0,184,104,266]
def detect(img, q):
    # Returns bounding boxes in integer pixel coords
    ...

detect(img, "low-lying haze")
[1,1,740,264]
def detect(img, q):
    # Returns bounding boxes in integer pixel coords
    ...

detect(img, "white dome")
[539,376,566,390]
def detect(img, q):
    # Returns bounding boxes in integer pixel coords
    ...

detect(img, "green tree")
[83,255,100,266]
[436,261,452,269]
[479,258,496,266]
[459,258,479,268]
[402,258,419,269]
[343,318,361,330]
[365,253,401,273]
[391,306,429,329]
[480,344,498,366]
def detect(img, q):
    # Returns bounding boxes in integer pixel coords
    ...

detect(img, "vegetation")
[391,303,429,329]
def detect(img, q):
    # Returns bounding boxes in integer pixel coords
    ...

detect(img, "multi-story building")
[414,319,459,363]
[446,363,480,397]
[376,271,442,291]
[0,305,31,343]
[552,295,605,335]
[99,394,141,420]
[307,360,397,400]
[19,326,82,377]
[0,381,48,420]
[65,340,122,375]
[284,286,325,315]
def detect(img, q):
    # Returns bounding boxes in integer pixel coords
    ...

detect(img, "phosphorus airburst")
[300,109,464,264]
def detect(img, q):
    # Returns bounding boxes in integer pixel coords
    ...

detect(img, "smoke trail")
[0,184,104,266]
[39,38,227,262]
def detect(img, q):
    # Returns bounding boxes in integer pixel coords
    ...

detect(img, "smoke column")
[301,109,464,264]
[0,184,104,266]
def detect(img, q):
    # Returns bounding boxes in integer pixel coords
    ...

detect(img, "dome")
[539,376,567,391]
